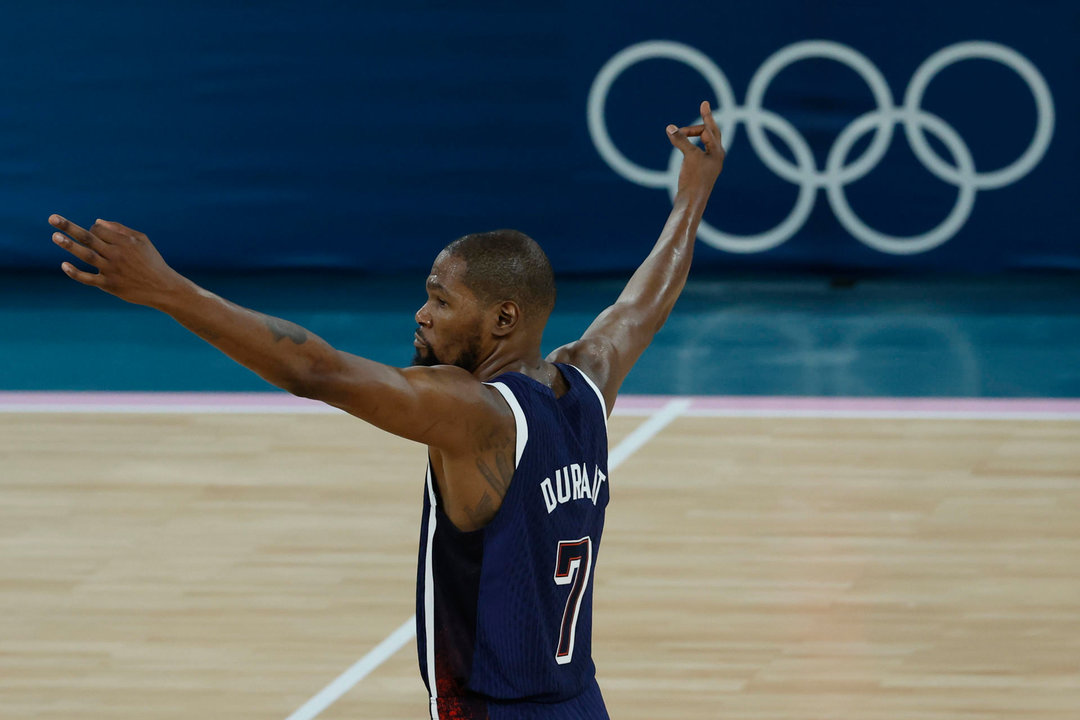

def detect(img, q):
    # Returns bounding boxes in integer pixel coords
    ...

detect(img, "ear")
[491,300,520,337]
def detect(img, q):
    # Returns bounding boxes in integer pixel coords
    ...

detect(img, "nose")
[415,303,431,327]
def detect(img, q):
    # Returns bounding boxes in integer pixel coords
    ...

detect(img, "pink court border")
[0,392,1078,419]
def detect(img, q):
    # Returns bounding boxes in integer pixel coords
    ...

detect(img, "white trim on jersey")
[486,381,529,467]
[568,364,609,430]
[423,464,440,720]
[424,383,525,720]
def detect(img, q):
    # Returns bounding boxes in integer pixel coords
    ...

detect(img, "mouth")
[413,330,426,348]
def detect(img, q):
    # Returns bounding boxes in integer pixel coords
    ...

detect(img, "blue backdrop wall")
[3,1,1075,274]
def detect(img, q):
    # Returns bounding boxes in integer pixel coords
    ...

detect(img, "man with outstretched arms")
[48,101,725,719]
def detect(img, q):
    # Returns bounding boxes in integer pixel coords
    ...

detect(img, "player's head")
[412,229,556,372]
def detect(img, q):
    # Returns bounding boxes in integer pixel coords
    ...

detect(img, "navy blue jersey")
[416,363,611,720]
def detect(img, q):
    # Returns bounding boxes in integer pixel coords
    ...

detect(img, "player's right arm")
[548,100,725,413]
[47,214,509,450]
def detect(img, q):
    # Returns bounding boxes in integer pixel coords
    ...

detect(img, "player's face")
[412,252,485,372]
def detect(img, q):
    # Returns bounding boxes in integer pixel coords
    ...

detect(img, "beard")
[411,333,482,373]
[411,343,441,368]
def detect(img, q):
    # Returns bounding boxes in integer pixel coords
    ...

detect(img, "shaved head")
[443,229,556,324]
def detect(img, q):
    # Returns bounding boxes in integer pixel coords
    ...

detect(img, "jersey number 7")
[553,536,593,665]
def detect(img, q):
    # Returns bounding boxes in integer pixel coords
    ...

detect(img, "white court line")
[285,618,416,720]
[608,398,692,468]
[282,398,691,720]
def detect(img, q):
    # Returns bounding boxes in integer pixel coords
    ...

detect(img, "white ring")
[827,109,977,255]
[587,40,737,189]
[668,107,816,253]
[744,40,896,187]
[904,41,1055,190]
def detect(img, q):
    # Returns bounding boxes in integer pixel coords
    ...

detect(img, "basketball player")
[48,101,724,719]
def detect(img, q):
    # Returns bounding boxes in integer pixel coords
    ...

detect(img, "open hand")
[666,100,725,199]
[49,215,184,308]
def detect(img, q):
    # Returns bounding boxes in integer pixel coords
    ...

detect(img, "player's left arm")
[549,101,725,413]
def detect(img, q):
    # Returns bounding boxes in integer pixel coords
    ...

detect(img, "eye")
[437,298,448,308]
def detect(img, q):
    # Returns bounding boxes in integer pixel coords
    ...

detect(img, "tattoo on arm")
[457,426,517,529]
[263,316,308,345]
[476,449,514,499]
[190,325,221,341]
[463,491,496,528]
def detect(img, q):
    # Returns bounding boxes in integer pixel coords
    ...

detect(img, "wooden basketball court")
[2,406,1078,719]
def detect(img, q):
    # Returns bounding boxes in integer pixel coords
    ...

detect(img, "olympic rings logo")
[587,40,1055,255]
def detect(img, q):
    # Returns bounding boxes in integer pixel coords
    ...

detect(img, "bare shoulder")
[401,363,513,414]
[390,363,515,451]
[400,362,486,397]
[546,338,618,416]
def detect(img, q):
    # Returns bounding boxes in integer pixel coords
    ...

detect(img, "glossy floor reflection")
[2,271,1078,397]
